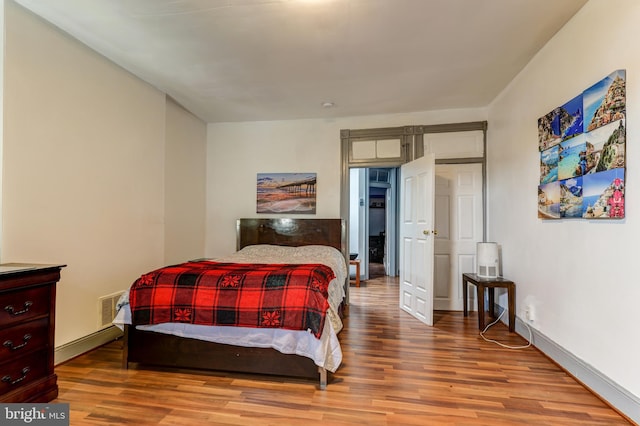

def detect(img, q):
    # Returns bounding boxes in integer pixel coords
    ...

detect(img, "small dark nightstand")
[462,272,515,332]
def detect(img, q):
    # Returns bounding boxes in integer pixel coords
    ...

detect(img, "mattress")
[113,244,347,372]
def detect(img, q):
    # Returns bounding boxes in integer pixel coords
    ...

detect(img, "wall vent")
[98,291,125,329]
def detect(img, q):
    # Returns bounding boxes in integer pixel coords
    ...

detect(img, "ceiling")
[14,0,588,123]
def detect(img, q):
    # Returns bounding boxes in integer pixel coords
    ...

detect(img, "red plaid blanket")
[129,261,335,338]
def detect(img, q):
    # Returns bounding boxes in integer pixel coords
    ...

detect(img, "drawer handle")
[2,367,30,385]
[4,301,33,316]
[3,334,32,351]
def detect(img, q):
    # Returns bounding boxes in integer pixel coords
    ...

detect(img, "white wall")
[206,108,486,258]
[2,1,206,346]
[487,0,640,401]
[164,99,206,264]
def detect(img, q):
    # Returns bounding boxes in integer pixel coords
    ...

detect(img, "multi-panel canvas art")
[538,70,626,219]
[257,173,317,214]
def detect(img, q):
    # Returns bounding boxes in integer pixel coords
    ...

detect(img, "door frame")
[352,167,397,281]
[340,122,488,302]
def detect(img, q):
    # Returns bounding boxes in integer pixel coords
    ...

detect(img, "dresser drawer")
[0,285,51,327]
[0,350,47,395]
[0,318,49,360]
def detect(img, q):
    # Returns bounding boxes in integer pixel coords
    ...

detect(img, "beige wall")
[2,1,206,346]
[487,0,640,402]
[164,99,206,264]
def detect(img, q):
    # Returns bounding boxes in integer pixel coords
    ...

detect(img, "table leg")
[488,287,495,318]
[355,261,360,288]
[476,284,485,330]
[462,278,468,317]
[349,260,360,288]
[508,283,515,332]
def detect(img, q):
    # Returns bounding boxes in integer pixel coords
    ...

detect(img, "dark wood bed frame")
[123,218,347,389]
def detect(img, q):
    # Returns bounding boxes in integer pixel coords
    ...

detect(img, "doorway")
[341,122,487,311]
[349,167,398,282]
[350,162,483,306]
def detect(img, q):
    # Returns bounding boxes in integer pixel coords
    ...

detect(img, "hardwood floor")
[368,262,386,279]
[54,276,631,425]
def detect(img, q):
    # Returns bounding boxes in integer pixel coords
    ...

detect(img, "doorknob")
[423,230,438,236]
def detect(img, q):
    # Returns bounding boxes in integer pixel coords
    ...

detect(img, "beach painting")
[257,173,317,214]
[582,168,625,219]
[558,134,587,181]
[540,145,559,184]
[560,177,583,218]
[538,181,560,219]
[583,69,626,133]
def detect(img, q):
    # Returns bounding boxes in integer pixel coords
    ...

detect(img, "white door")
[433,163,483,311]
[399,154,435,326]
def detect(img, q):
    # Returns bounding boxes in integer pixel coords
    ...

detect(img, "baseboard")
[511,316,640,424]
[54,326,123,365]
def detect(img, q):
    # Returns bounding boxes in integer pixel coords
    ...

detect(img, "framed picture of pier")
[256,173,317,214]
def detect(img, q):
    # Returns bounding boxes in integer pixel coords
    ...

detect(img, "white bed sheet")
[113,244,347,372]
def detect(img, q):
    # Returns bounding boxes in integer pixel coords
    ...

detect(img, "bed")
[114,218,347,389]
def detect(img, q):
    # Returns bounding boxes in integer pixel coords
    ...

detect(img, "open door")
[399,154,435,326]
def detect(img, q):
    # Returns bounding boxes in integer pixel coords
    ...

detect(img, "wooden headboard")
[237,218,350,307]
[236,218,345,253]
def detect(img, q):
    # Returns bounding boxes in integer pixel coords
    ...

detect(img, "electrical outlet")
[525,304,534,321]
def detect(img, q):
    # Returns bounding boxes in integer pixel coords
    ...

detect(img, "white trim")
[54,326,123,365]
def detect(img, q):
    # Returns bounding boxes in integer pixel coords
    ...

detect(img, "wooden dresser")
[0,263,65,402]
